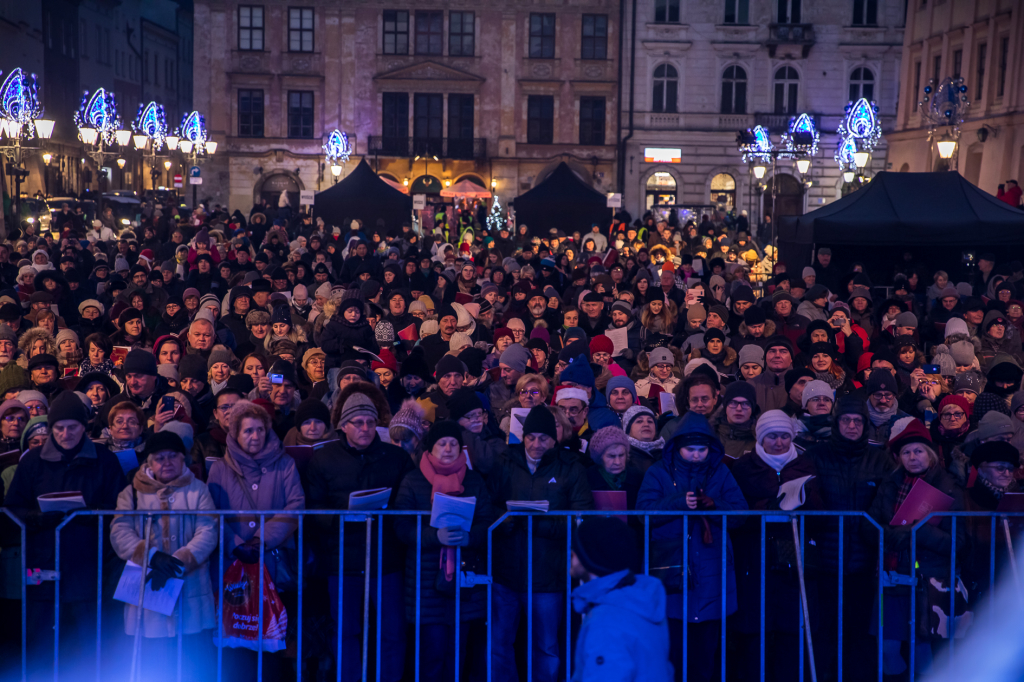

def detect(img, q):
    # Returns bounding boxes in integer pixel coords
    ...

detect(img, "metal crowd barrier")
[0,508,1021,682]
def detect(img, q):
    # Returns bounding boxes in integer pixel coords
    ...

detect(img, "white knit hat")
[755,409,794,442]
[800,380,835,408]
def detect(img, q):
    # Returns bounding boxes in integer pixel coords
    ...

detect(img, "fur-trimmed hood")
[737,319,776,339]
[689,345,738,367]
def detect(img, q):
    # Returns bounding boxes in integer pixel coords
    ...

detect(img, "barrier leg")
[1002,518,1021,598]
[129,515,153,682]
[362,518,372,682]
[791,519,817,682]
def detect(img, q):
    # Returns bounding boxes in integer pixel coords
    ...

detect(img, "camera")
[922,364,941,375]
[270,374,284,384]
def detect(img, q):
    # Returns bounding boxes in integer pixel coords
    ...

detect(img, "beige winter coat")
[110,468,219,637]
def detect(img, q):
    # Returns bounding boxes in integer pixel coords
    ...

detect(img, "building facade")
[193,0,620,218]
[620,0,904,228]
[886,0,1023,194]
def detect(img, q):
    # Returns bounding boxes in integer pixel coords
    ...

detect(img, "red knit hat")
[887,417,932,452]
[494,327,514,344]
[371,348,399,373]
[589,335,614,356]
[938,394,972,419]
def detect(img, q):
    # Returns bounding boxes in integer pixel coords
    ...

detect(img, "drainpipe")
[617,0,636,197]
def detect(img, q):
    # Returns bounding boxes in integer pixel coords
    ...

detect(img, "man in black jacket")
[487,406,594,682]
[305,391,412,682]
[803,394,891,682]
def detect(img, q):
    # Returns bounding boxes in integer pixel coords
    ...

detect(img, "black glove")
[232,544,260,565]
[147,551,185,590]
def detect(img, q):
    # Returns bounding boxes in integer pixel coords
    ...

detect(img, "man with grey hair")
[306,391,412,682]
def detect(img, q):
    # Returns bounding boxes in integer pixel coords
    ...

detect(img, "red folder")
[397,324,418,341]
[454,293,473,305]
[996,493,1024,513]
[593,490,627,522]
[890,478,954,527]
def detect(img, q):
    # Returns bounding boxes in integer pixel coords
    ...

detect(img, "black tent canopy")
[513,162,609,237]
[779,171,1024,246]
[313,159,413,236]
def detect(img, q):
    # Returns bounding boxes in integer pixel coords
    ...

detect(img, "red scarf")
[419,451,468,579]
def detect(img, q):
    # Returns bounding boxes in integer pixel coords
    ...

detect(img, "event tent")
[313,159,412,235]
[513,162,609,237]
[777,171,1024,276]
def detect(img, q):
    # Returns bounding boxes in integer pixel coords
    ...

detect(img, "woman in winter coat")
[688,328,738,377]
[620,405,666,474]
[709,381,759,463]
[634,347,681,403]
[636,411,748,682]
[320,298,379,367]
[110,431,218,675]
[585,425,646,510]
[729,410,824,682]
[394,421,494,681]
[865,420,966,672]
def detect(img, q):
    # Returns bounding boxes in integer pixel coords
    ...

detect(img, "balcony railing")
[368,136,487,160]
[766,23,815,57]
[754,112,820,133]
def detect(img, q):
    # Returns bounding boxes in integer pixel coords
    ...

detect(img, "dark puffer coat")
[487,445,594,593]
[394,466,495,623]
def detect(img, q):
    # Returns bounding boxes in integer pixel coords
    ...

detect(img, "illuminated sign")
[644,147,682,163]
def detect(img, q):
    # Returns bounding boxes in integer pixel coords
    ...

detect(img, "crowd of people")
[0,194,1021,682]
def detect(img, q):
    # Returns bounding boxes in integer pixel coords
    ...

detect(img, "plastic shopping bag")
[216,559,288,652]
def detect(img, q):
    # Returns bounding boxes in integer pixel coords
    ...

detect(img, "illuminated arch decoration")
[174,110,209,155]
[834,135,857,168]
[322,129,352,165]
[780,113,819,157]
[133,101,168,150]
[0,68,45,135]
[740,125,774,164]
[74,88,122,145]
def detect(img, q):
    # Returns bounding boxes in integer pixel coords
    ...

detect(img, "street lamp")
[852,150,870,168]
[796,158,811,174]
[0,68,54,217]
[322,129,352,185]
[114,129,132,147]
[163,160,172,170]
[170,110,213,208]
[75,88,123,191]
[752,164,767,179]
[936,132,957,160]
[842,170,855,183]
[133,102,170,191]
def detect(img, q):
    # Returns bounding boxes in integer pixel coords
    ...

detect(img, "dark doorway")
[764,173,804,219]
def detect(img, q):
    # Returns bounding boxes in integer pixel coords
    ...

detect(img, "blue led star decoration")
[133,101,168,150]
[740,125,774,164]
[176,110,208,148]
[322,129,352,165]
[780,113,819,157]
[74,88,122,145]
[0,68,45,135]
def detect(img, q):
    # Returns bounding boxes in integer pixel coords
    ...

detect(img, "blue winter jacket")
[636,412,748,622]
[571,570,673,682]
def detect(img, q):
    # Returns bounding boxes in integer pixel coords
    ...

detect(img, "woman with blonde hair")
[17,328,57,371]
[641,298,677,336]
[498,374,550,435]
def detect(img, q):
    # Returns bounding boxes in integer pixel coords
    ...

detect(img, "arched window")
[849,67,874,101]
[774,66,799,114]
[653,64,678,113]
[710,173,736,210]
[721,66,747,114]
[646,172,677,210]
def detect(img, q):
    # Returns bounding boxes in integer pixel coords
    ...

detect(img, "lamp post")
[919,76,970,171]
[170,111,214,209]
[835,98,883,194]
[0,68,55,223]
[132,102,169,192]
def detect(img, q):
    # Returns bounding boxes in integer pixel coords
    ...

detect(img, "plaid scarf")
[894,473,918,513]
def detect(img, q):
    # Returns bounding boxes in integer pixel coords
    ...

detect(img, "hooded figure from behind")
[570,516,673,682]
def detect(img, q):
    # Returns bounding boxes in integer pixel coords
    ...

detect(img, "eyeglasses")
[726,400,751,410]
[2,415,25,423]
[519,389,541,397]
[838,416,865,426]
[980,462,1015,473]
[558,405,586,416]
[940,411,966,421]
[151,453,182,465]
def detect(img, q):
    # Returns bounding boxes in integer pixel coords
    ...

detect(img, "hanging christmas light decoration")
[835,97,882,169]
[739,125,774,164]
[322,129,352,166]
[74,88,122,145]
[919,76,970,130]
[0,67,50,138]
[780,113,819,157]
[132,101,168,150]
[174,110,211,155]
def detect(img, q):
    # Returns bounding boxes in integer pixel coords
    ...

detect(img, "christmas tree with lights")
[487,195,504,233]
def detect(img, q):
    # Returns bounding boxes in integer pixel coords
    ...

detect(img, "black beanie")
[458,347,487,377]
[522,405,557,441]
[226,373,255,394]
[834,393,868,420]
[971,440,1020,469]
[447,387,483,422]
[123,349,158,376]
[47,391,89,428]
[400,349,433,382]
[178,354,208,382]
[742,306,766,326]
[784,368,815,393]
[572,516,638,577]
[435,355,467,380]
[422,419,464,453]
[269,360,299,387]
[296,398,330,427]
[144,430,187,458]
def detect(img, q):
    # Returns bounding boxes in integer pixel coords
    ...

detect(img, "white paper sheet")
[776,475,814,511]
[506,500,550,512]
[605,327,629,357]
[659,392,676,416]
[508,408,530,445]
[37,492,86,513]
[348,487,392,511]
[113,561,184,617]
[430,493,476,532]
